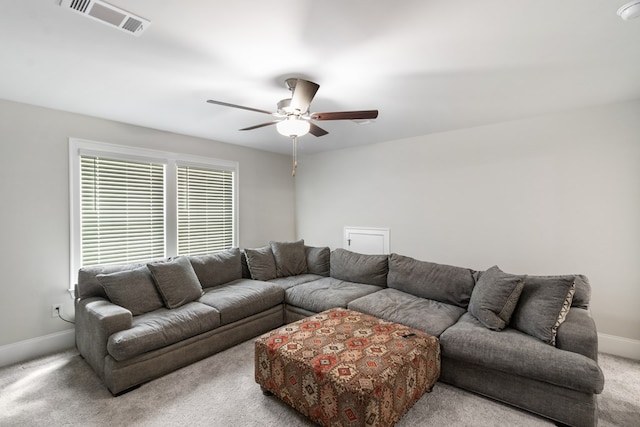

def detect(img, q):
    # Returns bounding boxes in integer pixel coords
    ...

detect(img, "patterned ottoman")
[255,308,441,427]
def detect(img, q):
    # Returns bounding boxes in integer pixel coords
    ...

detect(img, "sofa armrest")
[555,307,599,361]
[75,297,132,379]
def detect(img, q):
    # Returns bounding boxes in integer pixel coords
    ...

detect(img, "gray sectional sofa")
[75,241,604,427]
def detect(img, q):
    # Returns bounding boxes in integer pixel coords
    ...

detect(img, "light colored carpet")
[0,340,638,426]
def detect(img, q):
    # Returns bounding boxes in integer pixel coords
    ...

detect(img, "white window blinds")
[80,155,165,266]
[177,165,234,255]
[70,139,239,283]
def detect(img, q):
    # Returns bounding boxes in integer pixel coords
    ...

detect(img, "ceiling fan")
[206,78,378,176]
[206,78,378,139]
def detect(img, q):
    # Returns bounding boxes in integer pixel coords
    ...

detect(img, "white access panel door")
[343,227,390,255]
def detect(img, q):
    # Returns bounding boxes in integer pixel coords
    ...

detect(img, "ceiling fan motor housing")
[277,98,293,115]
[284,78,298,92]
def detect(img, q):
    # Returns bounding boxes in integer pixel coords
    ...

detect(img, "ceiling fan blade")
[309,122,329,137]
[310,110,378,121]
[289,79,319,113]
[239,120,281,131]
[207,99,274,115]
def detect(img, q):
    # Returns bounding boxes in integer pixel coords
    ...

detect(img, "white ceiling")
[1,0,639,155]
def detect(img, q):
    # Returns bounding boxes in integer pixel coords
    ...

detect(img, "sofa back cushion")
[571,274,591,309]
[78,260,153,299]
[305,245,330,276]
[387,253,476,308]
[270,240,308,277]
[330,248,388,286]
[188,247,242,288]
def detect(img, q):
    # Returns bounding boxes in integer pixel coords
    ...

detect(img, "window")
[80,155,165,266]
[177,165,234,255]
[70,139,238,287]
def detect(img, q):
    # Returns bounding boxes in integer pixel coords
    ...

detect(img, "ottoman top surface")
[256,308,439,369]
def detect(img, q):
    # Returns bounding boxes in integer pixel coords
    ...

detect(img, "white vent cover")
[59,0,151,36]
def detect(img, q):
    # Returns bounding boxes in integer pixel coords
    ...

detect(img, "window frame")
[69,138,239,292]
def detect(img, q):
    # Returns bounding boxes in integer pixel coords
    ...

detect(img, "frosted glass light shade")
[276,117,310,137]
[618,1,640,20]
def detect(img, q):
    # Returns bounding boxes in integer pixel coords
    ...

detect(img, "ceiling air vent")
[59,0,151,36]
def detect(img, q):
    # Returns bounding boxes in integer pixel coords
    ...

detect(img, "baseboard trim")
[598,333,640,360]
[0,329,75,368]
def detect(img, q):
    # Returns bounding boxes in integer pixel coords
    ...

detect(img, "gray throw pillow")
[468,266,525,331]
[510,274,576,346]
[270,240,308,277]
[188,247,242,288]
[97,266,164,316]
[244,246,278,281]
[147,256,204,309]
[330,248,388,286]
[305,245,330,276]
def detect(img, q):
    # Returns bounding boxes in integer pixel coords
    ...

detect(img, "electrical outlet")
[52,304,62,318]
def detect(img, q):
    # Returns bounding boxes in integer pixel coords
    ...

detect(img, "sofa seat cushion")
[198,279,284,325]
[348,288,466,337]
[268,274,325,290]
[285,277,384,313]
[439,313,604,394]
[107,302,220,361]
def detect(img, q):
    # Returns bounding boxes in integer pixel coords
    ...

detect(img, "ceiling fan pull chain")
[292,136,298,177]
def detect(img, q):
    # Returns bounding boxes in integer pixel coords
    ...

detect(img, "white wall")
[0,99,296,349]
[296,100,640,344]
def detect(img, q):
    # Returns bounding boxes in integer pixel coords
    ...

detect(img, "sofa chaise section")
[439,269,603,427]
[439,313,604,427]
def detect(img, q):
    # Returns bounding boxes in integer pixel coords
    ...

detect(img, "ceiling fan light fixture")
[276,117,310,137]
[617,1,640,20]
